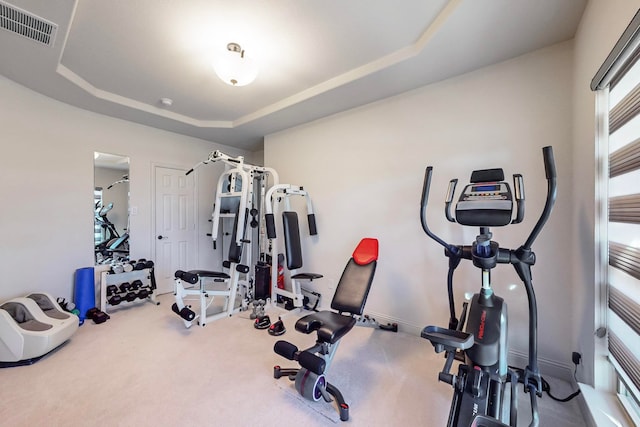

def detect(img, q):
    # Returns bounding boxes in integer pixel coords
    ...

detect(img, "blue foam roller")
[74,267,95,324]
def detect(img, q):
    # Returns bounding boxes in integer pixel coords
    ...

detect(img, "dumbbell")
[118,282,131,293]
[106,285,118,296]
[110,264,123,274]
[133,259,153,270]
[130,280,143,291]
[137,288,150,300]
[86,307,110,324]
[125,292,138,302]
[108,294,122,305]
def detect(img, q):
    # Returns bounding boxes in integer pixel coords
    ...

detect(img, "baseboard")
[359,310,424,336]
[508,349,575,382]
[360,310,577,383]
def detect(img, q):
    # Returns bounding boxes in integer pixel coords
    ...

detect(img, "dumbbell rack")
[100,268,158,314]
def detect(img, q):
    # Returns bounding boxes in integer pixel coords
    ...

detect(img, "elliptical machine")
[420,146,557,427]
[95,201,129,262]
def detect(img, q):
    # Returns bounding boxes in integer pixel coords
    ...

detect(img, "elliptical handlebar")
[420,167,458,255]
[522,146,557,250]
[420,146,556,253]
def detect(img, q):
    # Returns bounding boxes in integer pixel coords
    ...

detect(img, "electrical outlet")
[572,351,582,365]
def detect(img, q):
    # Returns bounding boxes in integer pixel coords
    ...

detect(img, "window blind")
[592,8,640,408]
[605,51,640,402]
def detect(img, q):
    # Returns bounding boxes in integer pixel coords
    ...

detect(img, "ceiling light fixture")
[213,42,258,87]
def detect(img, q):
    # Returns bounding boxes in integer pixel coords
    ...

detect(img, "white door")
[154,166,196,294]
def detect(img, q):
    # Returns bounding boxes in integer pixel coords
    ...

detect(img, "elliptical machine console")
[419,147,557,427]
[451,168,523,227]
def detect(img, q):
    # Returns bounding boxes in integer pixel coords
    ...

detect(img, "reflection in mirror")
[94,152,130,264]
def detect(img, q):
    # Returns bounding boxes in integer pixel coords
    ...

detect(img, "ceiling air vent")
[0,0,57,47]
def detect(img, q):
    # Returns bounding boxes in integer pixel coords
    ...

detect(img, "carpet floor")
[0,294,586,426]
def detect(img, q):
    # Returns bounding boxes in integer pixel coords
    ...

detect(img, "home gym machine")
[419,146,557,427]
[265,184,322,311]
[171,150,278,328]
[260,184,323,334]
[273,238,379,422]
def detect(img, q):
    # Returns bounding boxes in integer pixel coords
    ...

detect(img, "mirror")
[94,152,130,264]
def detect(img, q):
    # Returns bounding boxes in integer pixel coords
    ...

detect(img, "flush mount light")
[213,42,258,87]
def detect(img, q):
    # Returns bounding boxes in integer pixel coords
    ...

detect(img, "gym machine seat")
[0,292,78,367]
[273,237,378,421]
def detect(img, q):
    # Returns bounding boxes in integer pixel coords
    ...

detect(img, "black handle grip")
[542,146,556,180]
[266,214,276,239]
[420,166,434,237]
[185,168,194,176]
[307,214,318,236]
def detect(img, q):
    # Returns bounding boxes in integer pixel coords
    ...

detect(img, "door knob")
[157,235,164,240]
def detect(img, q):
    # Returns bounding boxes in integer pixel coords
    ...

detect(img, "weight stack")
[74,267,95,325]
[255,262,271,300]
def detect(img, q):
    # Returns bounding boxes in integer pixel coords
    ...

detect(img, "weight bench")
[272,237,378,421]
[172,269,233,327]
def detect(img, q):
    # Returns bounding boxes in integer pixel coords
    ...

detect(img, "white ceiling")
[0,0,587,151]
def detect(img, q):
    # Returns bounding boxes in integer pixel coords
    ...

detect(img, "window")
[592,9,640,422]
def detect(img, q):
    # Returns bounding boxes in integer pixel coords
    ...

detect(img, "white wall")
[571,0,640,388]
[0,75,249,302]
[265,42,574,375]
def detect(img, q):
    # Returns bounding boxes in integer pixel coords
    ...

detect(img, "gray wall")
[265,41,575,378]
[0,75,249,302]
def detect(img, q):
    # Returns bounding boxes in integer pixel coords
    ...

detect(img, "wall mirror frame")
[94,152,130,264]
